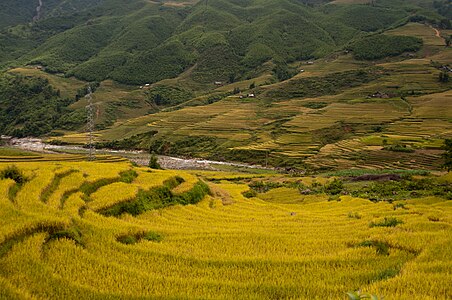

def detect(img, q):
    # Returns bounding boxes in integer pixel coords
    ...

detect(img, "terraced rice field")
[1,159,451,299]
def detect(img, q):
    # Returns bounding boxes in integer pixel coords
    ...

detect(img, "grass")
[0,147,38,157]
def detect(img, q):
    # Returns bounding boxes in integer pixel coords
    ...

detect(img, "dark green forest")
[0,74,84,137]
[0,0,448,138]
[0,0,445,85]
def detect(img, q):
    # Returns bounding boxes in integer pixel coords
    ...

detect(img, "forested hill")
[0,0,449,85]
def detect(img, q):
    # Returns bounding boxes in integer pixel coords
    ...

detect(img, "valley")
[0,0,451,299]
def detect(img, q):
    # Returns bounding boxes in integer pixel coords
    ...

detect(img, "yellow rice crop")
[0,161,451,299]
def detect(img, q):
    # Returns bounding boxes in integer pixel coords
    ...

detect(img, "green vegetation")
[0,0,432,85]
[101,179,210,217]
[117,231,163,245]
[302,102,329,109]
[351,35,423,60]
[265,68,383,100]
[443,139,452,171]
[0,165,27,184]
[0,74,83,137]
[246,175,452,202]
[79,169,138,196]
[439,71,450,83]
[146,85,193,107]
[369,217,404,228]
[383,144,415,153]
[148,153,161,170]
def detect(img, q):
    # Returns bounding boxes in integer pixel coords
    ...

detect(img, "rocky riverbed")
[6,138,272,171]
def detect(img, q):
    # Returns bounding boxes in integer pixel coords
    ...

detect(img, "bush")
[0,165,27,184]
[358,240,390,256]
[149,154,162,170]
[117,231,163,245]
[302,102,328,109]
[47,228,83,246]
[443,139,452,171]
[383,144,415,153]
[117,235,138,245]
[369,217,403,228]
[439,71,450,83]
[242,189,258,198]
[101,179,209,217]
[143,231,163,242]
[324,179,344,195]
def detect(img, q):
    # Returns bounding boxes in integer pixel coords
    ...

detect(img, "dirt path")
[430,26,443,40]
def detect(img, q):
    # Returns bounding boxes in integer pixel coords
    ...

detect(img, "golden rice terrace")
[0,158,451,299]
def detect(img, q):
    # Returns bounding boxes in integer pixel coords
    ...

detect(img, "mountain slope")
[1,0,439,85]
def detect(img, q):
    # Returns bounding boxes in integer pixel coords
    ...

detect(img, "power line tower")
[86,86,95,161]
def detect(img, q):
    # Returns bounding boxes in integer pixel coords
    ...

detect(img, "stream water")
[8,138,271,171]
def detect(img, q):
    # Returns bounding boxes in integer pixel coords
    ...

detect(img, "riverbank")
[6,138,275,172]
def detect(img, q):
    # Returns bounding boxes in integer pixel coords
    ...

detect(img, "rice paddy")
[0,158,451,299]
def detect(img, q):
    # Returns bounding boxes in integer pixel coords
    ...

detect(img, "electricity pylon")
[86,86,95,161]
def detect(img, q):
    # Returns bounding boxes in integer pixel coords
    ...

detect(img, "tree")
[229,73,236,83]
[443,139,452,171]
[249,82,256,89]
[446,35,451,47]
[149,153,162,169]
[439,71,450,83]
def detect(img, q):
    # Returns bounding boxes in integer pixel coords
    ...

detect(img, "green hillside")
[0,0,451,171]
[1,0,444,85]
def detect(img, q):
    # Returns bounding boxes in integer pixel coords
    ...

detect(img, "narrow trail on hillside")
[33,0,43,22]
[431,26,442,39]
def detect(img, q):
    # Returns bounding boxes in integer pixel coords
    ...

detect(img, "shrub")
[324,179,344,195]
[117,231,163,245]
[149,154,162,170]
[369,217,403,228]
[302,102,328,109]
[383,144,415,153]
[358,240,390,256]
[443,139,452,171]
[117,235,138,245]
[143,232,163,242]
[242,189,258,198]
[119,170,138,184]
[439,71,450,83]
[0,165,27,184]
[47,228,83,246]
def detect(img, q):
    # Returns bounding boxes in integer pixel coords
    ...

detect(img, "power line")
[86,86,95,161]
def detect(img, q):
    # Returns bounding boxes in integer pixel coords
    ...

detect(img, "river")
[8,138,272,171]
